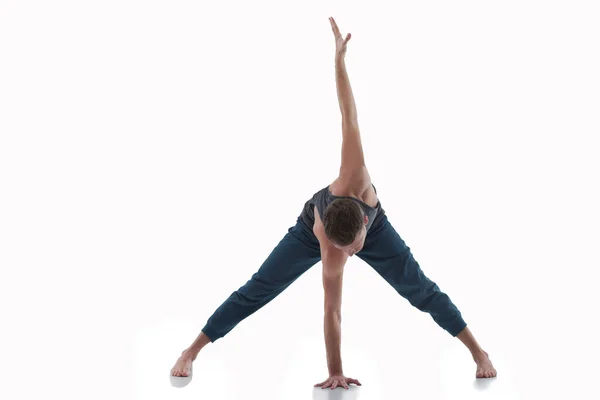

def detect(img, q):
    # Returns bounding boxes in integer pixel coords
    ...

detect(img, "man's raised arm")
[329,17,366,176]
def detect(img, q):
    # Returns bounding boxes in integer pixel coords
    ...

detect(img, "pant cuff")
[448,318,468,337]
[201,324,219,343]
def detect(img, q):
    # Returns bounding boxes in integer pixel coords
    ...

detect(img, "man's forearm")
[324,311,343,375]
[335,57,358,123]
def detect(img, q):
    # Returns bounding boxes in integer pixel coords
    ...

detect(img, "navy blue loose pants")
[201,214,467,343]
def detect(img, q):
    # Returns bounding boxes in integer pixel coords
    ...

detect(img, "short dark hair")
[323,198,364,246]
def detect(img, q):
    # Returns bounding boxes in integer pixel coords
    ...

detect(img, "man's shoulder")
[334,166,373,197]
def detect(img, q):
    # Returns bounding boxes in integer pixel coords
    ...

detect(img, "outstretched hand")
[329,17,351,59]
[315,374,362,390]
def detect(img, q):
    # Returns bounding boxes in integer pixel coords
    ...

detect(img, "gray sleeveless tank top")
[299,183,385,234]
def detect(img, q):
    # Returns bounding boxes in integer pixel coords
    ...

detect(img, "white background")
[1,1,599,399]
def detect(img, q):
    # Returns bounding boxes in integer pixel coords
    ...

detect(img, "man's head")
[323,198,368,257]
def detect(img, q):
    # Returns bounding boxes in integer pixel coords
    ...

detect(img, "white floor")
[2,256,597,400]
[132,285,598,400]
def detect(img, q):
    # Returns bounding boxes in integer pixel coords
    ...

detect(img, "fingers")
[316,376,361,390]
[316,379,331,388]
[318,378,333,389]
[329,17,351,51]
[329,17,343,39]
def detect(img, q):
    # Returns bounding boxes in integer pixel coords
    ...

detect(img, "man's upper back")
[301,175,384,247]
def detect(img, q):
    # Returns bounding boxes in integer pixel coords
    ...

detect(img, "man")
[170,17,497,388]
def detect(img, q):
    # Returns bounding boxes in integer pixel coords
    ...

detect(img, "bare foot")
[171,350,196,377]
[474,350,497,378]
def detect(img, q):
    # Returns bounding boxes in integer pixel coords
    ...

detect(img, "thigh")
[357,214,412,277]
[202,218,323,342]
[356,215,435,299]
[238,217,322,295]
[356,216,466,335]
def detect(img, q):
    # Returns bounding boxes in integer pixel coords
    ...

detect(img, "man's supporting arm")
[322,249,348,376]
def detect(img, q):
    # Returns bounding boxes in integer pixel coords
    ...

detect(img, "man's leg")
[356,214,497,378]
[171,217,321,376]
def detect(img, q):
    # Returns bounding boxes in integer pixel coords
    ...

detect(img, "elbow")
[324,308,342,321]
[341,117,359,131]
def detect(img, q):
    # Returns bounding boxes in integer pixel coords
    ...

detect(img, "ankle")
[472,348,487,358]
[182,348,200,361]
